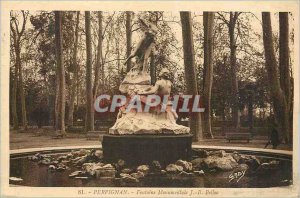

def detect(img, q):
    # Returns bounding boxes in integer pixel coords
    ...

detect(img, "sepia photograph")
[0,1,299,197]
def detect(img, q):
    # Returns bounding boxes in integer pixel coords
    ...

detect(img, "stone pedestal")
[102,134,193,166]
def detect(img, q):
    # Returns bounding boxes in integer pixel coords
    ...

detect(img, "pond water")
[10,151,292,188]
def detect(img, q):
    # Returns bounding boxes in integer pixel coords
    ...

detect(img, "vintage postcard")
[0,0,299,197]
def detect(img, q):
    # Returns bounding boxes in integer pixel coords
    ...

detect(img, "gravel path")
[9,129,292,151]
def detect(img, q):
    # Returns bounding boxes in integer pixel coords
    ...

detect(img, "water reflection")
[10,154,292,188]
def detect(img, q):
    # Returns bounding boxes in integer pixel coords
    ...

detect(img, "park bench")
[226,133,252,143]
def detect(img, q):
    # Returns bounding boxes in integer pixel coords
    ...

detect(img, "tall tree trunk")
[150,52,156,85]
[11,64,19,130]
[10,11,28,130]
[55,70,60,128]
[248,93,254,135]
[228,12,240,130]
[126,11,132,72]
[93,11,103,99]
[180,11,203,142]
[202,12,215,139]
[279,12,292,142]
[54,11,66,134]
[18,54,27,130]
[262,12,290,143]
[68,11,80,127]
[116,31,121,84]
[85,11,94,132]
[149,12,159,85]
[279,12,290,102]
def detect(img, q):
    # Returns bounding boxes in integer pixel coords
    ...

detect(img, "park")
[9,10,294,188]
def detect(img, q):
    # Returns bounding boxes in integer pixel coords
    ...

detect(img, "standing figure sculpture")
[119,18,158,94]
[124,19,158,73]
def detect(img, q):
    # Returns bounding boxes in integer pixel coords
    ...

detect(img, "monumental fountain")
[9,18,292,188]
[102,19,192,165]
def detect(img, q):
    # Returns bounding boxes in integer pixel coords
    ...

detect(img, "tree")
[212,57,232,122]
[279,12,290,102]
[149,12,161,85]
[54,11,66,134]
[85,11,94,132]
[180,11,203,141]
[279,12,292,142]
[239,82,256,135]
[125,11,132,72]
[261,12,290,143]
[115,14,122,84]
[228,12,241,130]
[150,52,156,85]
[217,12,241,129]
[93,11,103,99]
[10,19,19,130]
[202,12,215,138]
[67,11,80,126]
[10,11,29,130]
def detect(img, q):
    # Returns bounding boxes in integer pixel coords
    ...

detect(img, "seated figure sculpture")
[137,68,180,124]
[109,68,190,135]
